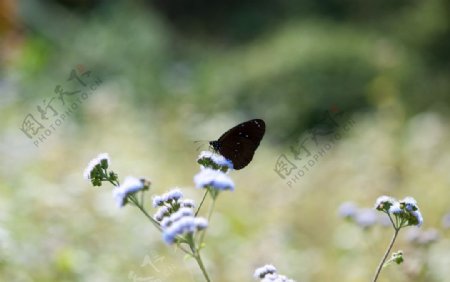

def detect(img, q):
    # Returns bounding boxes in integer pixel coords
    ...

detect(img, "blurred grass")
[1,0,449,281]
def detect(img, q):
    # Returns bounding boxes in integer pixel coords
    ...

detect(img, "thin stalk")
[199,198,216,246]
[195,190,209,216]
[372,228,399,282]
[185,233,211,282]
[129,195,161,231]
[190,244,211,282]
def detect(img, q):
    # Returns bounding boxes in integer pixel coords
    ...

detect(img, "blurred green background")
[1,0,449,281]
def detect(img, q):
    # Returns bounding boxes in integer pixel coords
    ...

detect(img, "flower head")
[254,264,277,279]
[113,176,146,207]
[153,206,170,222]
[338,202,358,219]
[410,210,423,227]
[151,188,206,245]
[400,197,418,211]
[181,199,195,208]
[83,153,110,181]
[374,195,396,212]
[197,151,233,171]
[389,202,402,214]
[194,168,235,191]
[355,208,378,228]
[254,264,295,282]
[406,227,439,245]
[152,195,165,207]
[374,195,424,229]
[162,216,208,244]
[165,189,183,202]
[152,188,184,208]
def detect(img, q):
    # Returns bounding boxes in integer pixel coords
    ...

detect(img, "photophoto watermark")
[19,64,102,147]
[128,251,182,282]
[274,106,355,187]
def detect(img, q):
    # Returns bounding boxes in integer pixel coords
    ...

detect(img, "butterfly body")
[209,119,265,170]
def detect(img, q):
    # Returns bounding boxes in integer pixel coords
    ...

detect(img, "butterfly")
[209,119,265,170]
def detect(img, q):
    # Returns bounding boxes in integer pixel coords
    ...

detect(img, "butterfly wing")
[215,119,265,169]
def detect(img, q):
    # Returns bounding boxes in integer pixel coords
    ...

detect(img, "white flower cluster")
[197,151,234,170]
[375,195,423,227]
[253,264,296,282]
[83,153,110,180]
[152,189,208,244]
[113,176,148,207]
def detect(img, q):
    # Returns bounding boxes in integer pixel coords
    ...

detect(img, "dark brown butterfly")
[209,119,265,170]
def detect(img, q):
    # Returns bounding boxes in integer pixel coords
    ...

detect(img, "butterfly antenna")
[193,140,209,152]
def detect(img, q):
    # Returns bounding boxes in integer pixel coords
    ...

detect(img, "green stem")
[372,228,399,282]
[185,233,210,282]
[199,198,216,246]
[195,190,209,217]
[193,251,210,282]
[129,195,161,231]
[189,242,210,282]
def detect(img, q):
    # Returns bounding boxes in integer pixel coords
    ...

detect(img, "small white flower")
[338,202,358,218]
[198,151,234,169]
[113,176,145,207]
[152,195,165,207]
[374,195,396,210]
[160,217,172,229]
[261,273,278,281]
[153,206,170,221]
[83,152,110,180]
[389,202,402,214]
[194,217,208,230]
[181,199,195,208]
[411,210,423,227]
[169,208,194,223]
[162,216,208,244]
[254,264,277,279]
[401,197,418,211]
[355,208,377,228]
[194,168,235,191]
[165,189,183,202]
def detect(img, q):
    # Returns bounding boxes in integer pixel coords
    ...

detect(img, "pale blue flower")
[389,202,402,214]
[160,217,172,229]
[355,208,377,228]
[152,189,183,207]
[152,195,165,207]
[338,202,358,218]
[374,195,396,211]
[254,265,295,282]
[194,168,235,191]
[181,199,195,208]
[165,189,183,202]
[169,208,194,223]
[162,216,208,244]
[194,217,208,230]
[411,210,423,227]
[273,275,296,282]
[153,206,170,221]
[83,152,110,180]
[198,151,234,170]
[406,227,439,245]
[401,197,418,211]
[261,273,278,281]
[254,264,277,279]
[113,176,145,207]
